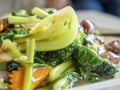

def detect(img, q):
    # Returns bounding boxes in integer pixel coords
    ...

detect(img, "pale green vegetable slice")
[16,6,78,51]
[29,6,78,38]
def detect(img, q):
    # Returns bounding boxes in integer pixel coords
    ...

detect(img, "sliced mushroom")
[98,48,120,64]
[105,40,120,54]
[0,50,12,62]
[0,71,9,82]
[0,22,9,32]
[80,19,95,34]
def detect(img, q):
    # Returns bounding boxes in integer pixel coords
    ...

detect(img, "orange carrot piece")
[9,67,24,90]
[9,66,52,90]
[32,66,52,89]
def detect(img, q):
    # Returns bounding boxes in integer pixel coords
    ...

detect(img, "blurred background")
[0,0,120,17]
[0,0,46,14]
[0,0,120,34]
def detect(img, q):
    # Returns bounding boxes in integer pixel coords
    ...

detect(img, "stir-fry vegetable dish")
[0,6,120,90]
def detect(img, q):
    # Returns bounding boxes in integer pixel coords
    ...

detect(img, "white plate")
[69,69,120,90]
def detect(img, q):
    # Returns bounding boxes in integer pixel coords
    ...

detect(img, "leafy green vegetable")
[85,73,102,82]
[0,27,29,46]
[34,31,85,66]
[72,46,103,68]
[71,46,103,79]
[91,59,118,78]
[71,46,118,82]
[6,61,22,72]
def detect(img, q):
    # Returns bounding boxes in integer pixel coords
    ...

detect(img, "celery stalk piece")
[2,39,21,58]
[48,61,72,81]
[22,39,35,90]
[8,16,40,24]
[31,7,49,18]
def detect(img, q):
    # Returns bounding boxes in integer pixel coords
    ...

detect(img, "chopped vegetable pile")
[0,6,119,90]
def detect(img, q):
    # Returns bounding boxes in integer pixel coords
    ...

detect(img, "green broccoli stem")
[31,7,49,18]
[3,39,21,58]
[22,39,35,90]
[48,61,73,82]
[8,16,40,24]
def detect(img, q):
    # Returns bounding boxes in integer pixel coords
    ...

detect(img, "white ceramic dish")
[69,69,120,90]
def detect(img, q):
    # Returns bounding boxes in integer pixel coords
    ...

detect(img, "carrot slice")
[32,66,52,89]
[9,67,24,90]
[9,66,52,90]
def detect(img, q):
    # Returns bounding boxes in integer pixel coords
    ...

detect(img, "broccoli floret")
[35,43,75,66]
[91,59,118,78]
[34,31,85,66]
